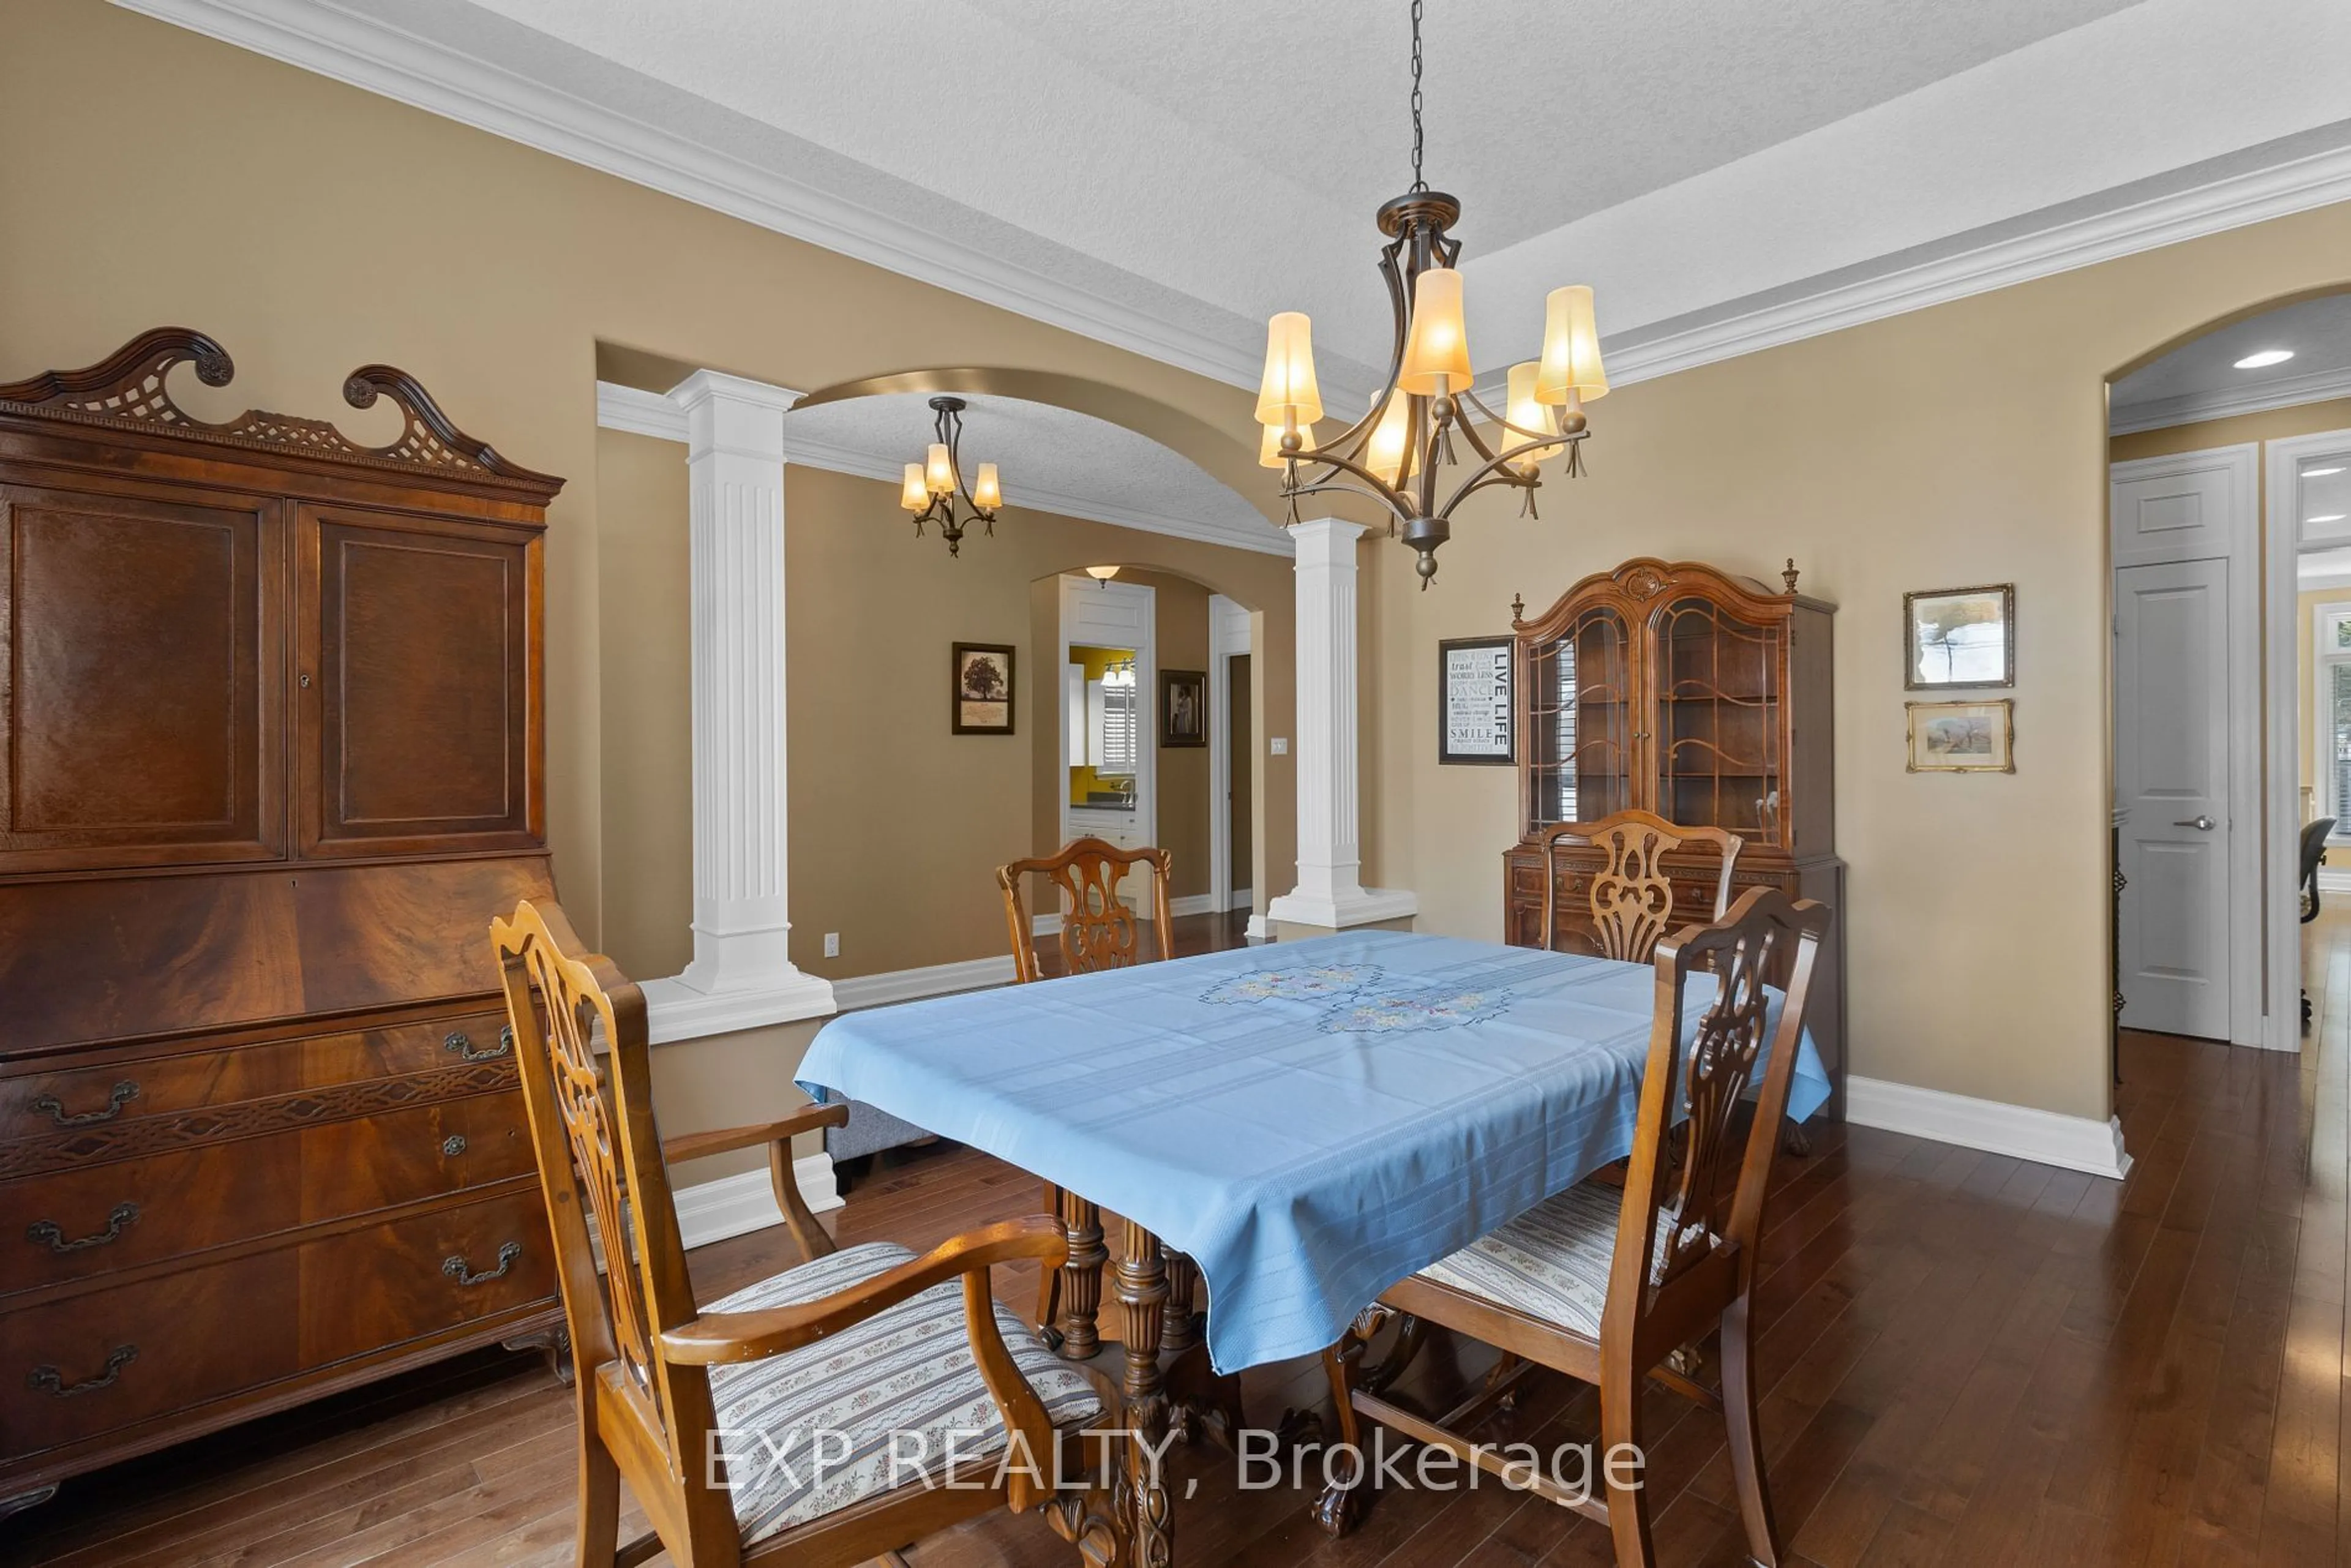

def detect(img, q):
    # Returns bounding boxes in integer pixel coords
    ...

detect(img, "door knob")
[2173,815,2217,831]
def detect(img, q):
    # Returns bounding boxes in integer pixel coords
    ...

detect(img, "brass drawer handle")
[443,1240,522,1288]
[443,1026,514,1063]
[441,1135,468,1157]
[29,1081,140,1127]
[28,1202,138,1254]
[28,1345,137,1397]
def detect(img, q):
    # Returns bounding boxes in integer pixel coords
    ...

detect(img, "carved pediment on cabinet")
[0,327,563,500]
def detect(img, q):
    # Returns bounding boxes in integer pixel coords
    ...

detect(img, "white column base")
[640,969,838,1046]
[1265,886,1420,932]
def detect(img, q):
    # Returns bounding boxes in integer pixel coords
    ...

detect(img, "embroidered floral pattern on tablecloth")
[1201,964,1382,1005]
[1316,985,1514,1034]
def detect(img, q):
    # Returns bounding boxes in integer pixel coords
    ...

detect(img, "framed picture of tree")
[1904,583,2015,689]
[951,642,1016,734]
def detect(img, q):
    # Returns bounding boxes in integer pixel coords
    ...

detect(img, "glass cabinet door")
[1652,596,1782,839]
[1528,604,1635,829]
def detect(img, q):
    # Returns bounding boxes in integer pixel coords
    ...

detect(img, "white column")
[640,370,834,1040]
[1267,518,1418,936]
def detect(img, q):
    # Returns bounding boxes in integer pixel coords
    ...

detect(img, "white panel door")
[2115,557,2233,1039]
[2110,448,2255,569]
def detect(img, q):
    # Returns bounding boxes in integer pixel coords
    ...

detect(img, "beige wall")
[0,1,1304,1174]
[1367,207,2351,1125]
[599,436,1278,989]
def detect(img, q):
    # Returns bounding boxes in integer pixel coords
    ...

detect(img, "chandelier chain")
[1408,0,1426,192]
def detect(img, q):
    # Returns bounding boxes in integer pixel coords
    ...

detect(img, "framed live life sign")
[1438,636,1515,765]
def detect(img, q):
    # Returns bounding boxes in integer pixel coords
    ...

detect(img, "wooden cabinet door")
[298,506,540,858]
[0,479,283,873]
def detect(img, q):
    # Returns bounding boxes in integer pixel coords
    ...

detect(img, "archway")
[2104,285,2351,1057]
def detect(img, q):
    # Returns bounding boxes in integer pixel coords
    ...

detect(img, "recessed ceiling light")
[2235,349,2296,369]
[2311,514,2346,524]
[2308,466,2345,477]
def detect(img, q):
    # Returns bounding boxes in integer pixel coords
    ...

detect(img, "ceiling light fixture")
[1085,565,1121,585]
[2233,349,2296,369]
[897,396,1001,556]
[1251,0,1604,588]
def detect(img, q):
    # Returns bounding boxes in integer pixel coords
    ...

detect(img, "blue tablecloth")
[795,929,1829,1373]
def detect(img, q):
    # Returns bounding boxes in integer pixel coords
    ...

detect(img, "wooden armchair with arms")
[1317,886,1831,1567]
[490,898,1127,1568]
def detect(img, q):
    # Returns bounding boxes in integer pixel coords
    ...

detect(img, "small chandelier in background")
[1254,0,1609,587]
[898,395,1002,556]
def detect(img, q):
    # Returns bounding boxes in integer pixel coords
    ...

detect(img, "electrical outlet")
[822,932,841,958]
[1270,737,1289,756]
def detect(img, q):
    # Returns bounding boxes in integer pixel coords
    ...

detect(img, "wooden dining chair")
[996,835,1176,984]
[490,898,1128,1568]
[1316,885,1830,1567]
[1539,808,1744,962]
[995,838,1185,1359]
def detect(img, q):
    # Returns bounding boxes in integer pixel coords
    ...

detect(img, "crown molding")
[2110,364,2351,436]
[135,0,2351,413]
[115,0,1264,390]
[596,380,688,443]
[1600,133,2351,391]
[593,380,1292,557]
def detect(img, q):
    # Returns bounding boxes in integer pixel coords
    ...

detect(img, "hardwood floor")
[9,907,2350,1566]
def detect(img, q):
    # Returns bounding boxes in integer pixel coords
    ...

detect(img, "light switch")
[823,932,841,958]
[1270,737,1289,756]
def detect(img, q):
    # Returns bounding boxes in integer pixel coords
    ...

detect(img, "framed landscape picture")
[1161,668,1205,748]
[951,642,1015,735]
[1905,699,2014,773]
[1905,583,2015,688]
[1438,636,1515,765]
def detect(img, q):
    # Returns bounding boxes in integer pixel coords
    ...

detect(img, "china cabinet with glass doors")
[1507,557,1846,1114]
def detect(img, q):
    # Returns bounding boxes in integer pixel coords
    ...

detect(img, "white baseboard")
[1169,892,1220,918]
[830,955,1016,1011]
[1231,887,1254,912]
[1033,913,1062,937]
[1245,913,1272,940]
[672,1155,844,1251]
[2317,867,2351,893]
[1844,1075,2133,1181]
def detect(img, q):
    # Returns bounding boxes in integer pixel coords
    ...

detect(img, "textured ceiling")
[131,0,2351,399]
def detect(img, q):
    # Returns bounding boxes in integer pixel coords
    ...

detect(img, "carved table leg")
[1057,1195,1108,1360]
[1313,1304,1393,1536]
[1116,1220,1174,1568]
[1160,1252,1201,1355]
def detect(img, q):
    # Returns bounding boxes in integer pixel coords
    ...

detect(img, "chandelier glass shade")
[899,395,1001,556]
[1253,3,1610,587]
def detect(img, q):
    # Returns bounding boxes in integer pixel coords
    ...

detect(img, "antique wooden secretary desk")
[1504,557,1846,1121]
[0,329,564,1517]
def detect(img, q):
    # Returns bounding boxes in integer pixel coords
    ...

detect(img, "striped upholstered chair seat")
[1415,1180,1701,1342]
[707,1240,1106,1544]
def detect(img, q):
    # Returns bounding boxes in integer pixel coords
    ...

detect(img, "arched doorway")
[2107,287,2351,1055]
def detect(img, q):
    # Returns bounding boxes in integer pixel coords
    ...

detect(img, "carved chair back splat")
[1538,809,1743,964]
[996,836,1175,985]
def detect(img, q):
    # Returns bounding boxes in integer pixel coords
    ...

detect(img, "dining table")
[793,927,1830,1562]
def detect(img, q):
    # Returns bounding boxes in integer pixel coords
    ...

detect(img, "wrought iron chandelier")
[898,395,1002,555]
[1254,0,1610,587]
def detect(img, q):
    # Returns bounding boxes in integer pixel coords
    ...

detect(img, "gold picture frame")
[1905,699,2013,773]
